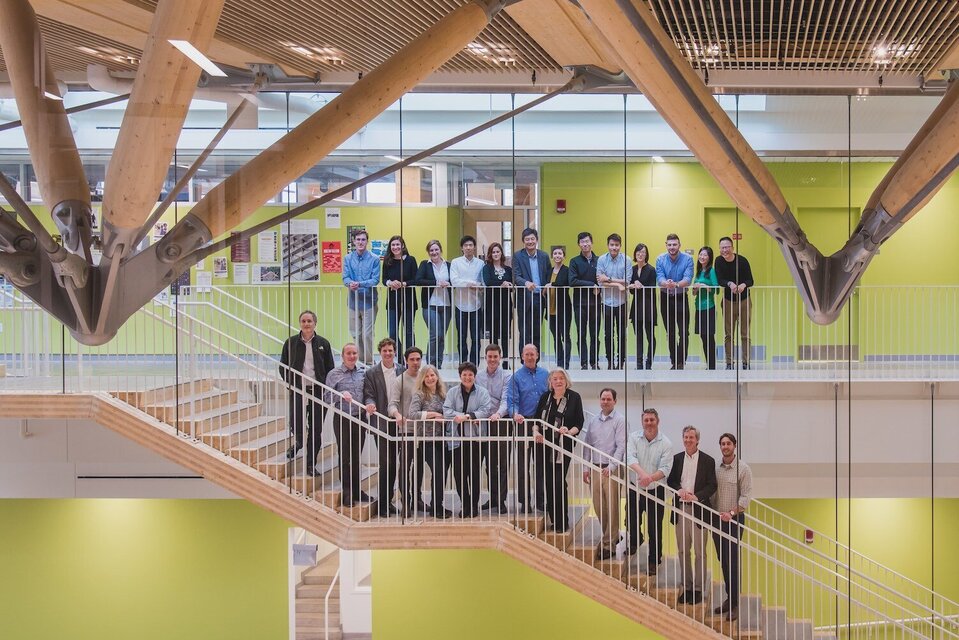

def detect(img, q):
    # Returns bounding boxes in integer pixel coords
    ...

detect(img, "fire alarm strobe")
[556,199,567,213]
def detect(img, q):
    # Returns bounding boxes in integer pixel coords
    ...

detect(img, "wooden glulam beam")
[0,0,89,213]
[577,0,789,227]
[506,0,621,72]
[102,0,224,234]
[187,1,496,239]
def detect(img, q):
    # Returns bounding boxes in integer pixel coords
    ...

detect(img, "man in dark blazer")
[363,338,405,518]
[512,227,551,355]
[667,425,717,605]
[280,310,335,474]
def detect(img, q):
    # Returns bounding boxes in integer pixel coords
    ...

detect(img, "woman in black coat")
[382,235,418,363]
[481,242,513,365]
[628,243,657,370]
[544,246,573,369]
[532,369,583,532]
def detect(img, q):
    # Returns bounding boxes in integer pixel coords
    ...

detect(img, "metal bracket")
[0,208,37,253]
[51,199,93,256]
[155,213,213,264]
[567,65,635,91]
[0,249,42,287]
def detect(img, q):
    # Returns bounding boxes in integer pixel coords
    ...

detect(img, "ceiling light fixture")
[651,156,665,163]
[43,91,63,101]
[168,39,227,77]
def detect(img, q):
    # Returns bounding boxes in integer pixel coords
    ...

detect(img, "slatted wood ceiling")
[2,1,959,80]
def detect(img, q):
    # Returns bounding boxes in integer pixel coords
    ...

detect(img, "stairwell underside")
[1,391,722,640]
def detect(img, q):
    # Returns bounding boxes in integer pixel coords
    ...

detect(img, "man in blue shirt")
[597,233,629,370]
[655,233,694,369]
[626,407,673,575]
[506,343,549,513]
[343,229,380,365]
[512,228,550,355]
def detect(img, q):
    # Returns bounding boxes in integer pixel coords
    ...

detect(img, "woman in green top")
[692,246,719,370]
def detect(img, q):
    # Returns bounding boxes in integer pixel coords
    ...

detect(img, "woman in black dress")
[481,242,513,365]
[382,235,418,363]
[544,246,572,369]
[628,243,657,370]
[532,369,583,532]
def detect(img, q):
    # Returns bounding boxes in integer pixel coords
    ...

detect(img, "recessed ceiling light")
[168,39,226,77]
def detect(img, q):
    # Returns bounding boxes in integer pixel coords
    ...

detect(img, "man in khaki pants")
[715,237,754,370]
[581,388,626,561]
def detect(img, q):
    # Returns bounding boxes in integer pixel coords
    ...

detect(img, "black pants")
[696,306,717,370]
[451,441,482,516]
[541,439,572,530]
[602,304,627,367]
[660,292,690,368]
[633,313,656,369]
[387,305,415,365]
[482,420,511,508]
[712,516,744,607]
[375,425,398,511]
[518,297,543,354]
[421,441,449,515]
[627,485,666,567]
[398,440,423,511]
[333,414,363,505]
[574,299,601,368]
[549,310,572,369]
[455,308,482,364]
[289,388,326,470]
[516,422,545,510]
[486,309,512,363]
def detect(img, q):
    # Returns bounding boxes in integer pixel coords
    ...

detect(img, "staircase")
[296,551,342,640]
[4,299,959,640]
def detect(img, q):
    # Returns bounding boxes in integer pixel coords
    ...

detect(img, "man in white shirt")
[666,425,717,605]
[450,235,486,364]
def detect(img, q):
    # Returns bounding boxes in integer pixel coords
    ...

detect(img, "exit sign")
[732,233,743,240]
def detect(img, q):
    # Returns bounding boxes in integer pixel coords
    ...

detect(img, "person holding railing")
[711,432,752,622]
[363,338,403,518]
[691,246,719,370]
[280,310,335,475]
[507,343,550,514]
[626,408,673,575]
[532,368,583,532]
[628,243,657,370]
[476,343,512,514]
[581,388,626,560]
[382,235,418,365]
[450,235,486,365]
[343,229,380,366]
[323,344,371,508]
[715,237,755,370]
[666,425,717,606]
[481,242,513,368]
[414,240,453,369]
[512,228,550,355]
[544,246,572,369]
[444,362,493,518]
[408,365,452,519]
[568,231,602,370]
[656,233,694,370]
[387,346,427,516]
[597,233,629,370]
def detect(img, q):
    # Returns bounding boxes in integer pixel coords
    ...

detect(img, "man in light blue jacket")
[343,228,380,364]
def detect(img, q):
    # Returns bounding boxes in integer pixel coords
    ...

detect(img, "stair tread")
[230,429,290,451]
[204,415,285,437]
[180,402,258,422]
[143,388,233,408]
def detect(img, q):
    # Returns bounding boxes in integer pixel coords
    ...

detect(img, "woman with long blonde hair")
[409,365,452,518]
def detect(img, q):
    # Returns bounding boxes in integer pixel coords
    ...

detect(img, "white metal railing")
[325,568,340,640]
[197,283,959,381]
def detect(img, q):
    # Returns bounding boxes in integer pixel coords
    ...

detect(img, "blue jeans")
[387,305,416,362]
[424,306,452,368]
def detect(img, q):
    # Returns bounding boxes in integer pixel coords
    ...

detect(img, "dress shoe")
[581,364,589,370]
[644,360,653,370]
[595,548,613,561]
[676,592,690,605]
[625,546,638,556]
[725,363,734,370]
[431,508,453,519]
[590,363,600,370]
[479,500,491,510]
[726,607,738,621]
[286,445,298,460]
[308,467,323,478]
[357,491,373,503]
[494,503,509,514]
[644,564,658,576]
[742,362,750,370]
[714,599,731,615]
[377,505,400,517]
[415,500,429,513]
[688,591,703,604]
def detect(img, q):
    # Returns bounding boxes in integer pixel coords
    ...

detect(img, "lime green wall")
[371,549,664,640]
[0,499,289,640]
[372,499,959,636]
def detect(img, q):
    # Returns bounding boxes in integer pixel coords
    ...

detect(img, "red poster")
[322,241,342,273]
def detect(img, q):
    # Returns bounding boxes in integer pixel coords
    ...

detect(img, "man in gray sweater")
[444,362,492,517]
[476,343,512,513]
